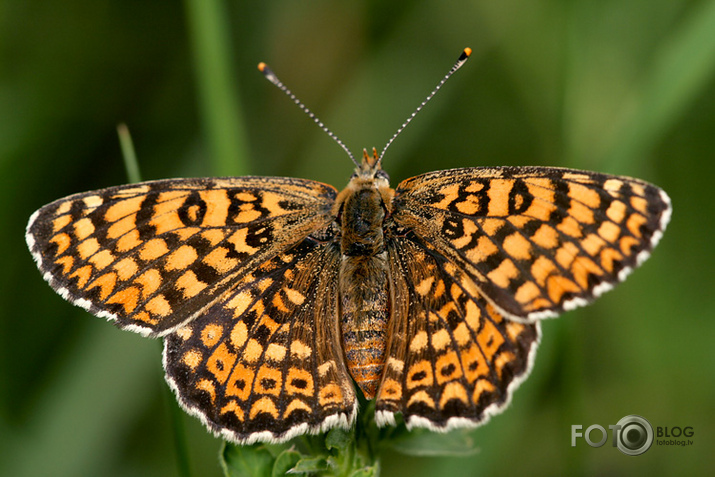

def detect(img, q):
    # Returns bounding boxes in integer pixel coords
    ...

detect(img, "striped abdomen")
[337,183,391,399]
[339,254,389,399]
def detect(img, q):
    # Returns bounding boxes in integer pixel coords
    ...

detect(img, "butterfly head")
[352,148,390,184]
[333,148,394,218]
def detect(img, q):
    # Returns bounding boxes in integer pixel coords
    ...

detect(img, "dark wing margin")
[163,238,357,444]
[392,167,671,321]
[375,236,539,431]
[25,176,337,336]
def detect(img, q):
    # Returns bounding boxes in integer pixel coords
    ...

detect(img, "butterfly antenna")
[258,62,359,167]
[377,47,472,166]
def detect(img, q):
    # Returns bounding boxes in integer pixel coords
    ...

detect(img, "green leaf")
[325,428,353,451]
[288,456,329,474]
[221,443,276,477]
[271,449,302,477]
[348,466,380,477]
[388,428,480,457]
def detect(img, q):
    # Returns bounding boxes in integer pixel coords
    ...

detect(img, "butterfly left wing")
[26,177,336,336]
[163,236,357,444]
[392,167,671,320]
[375,236,539,430]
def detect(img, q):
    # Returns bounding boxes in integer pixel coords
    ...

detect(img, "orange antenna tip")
[258,59,358,166]
[463,47,472,57]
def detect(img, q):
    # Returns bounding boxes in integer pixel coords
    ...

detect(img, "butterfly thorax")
[334,149,394,399]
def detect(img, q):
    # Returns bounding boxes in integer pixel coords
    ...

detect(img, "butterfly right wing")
[163,235,357,444]
[26,176,337,336]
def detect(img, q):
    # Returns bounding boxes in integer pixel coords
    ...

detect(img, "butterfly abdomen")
[337,179,391,400]
[339,254,389,399]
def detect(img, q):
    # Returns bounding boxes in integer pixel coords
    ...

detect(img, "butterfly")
[25,49,671,444]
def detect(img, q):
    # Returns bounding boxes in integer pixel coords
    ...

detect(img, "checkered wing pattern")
[392,167,671,321]
[163,237,357,443]
[25,162,671,442]
[375,235,539,430]
[26,177,337,336]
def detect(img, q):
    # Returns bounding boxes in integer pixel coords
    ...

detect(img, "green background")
[2,1,713,475]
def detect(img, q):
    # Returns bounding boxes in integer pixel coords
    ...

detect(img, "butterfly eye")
[376,170,390,181]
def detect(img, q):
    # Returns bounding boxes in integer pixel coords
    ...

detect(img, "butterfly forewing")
[392,167,671,321]
[26,177,337,336]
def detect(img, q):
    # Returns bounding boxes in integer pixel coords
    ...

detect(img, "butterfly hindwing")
[163,235,357,443]
[26,177,337,336]
[376,235,539,430]
[392,167,671,320]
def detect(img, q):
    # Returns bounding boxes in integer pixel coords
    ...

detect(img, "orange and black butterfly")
[26,49,670,444]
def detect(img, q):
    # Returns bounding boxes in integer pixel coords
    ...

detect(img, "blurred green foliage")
[1,1,714,476]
